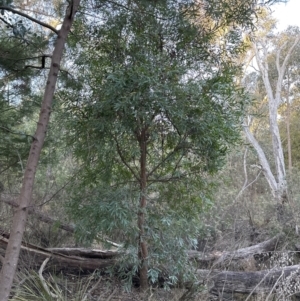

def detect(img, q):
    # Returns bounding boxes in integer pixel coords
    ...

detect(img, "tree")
[0,1,81,299]
[244,12,300,204]
[0,0,73,194]
[60,0,260,290]
[277,27,300,172]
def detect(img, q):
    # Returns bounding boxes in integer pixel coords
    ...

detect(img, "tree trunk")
[245,37,300,205]
[286,76,292,172]
[138,127,149,290]
[0,2,80,300]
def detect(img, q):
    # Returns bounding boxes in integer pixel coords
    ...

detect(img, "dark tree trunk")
[138,127,149,290]
[0,2,80,300]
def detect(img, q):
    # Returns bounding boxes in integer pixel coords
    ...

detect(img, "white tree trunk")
[243,124,277,196]
[245,36,300,203]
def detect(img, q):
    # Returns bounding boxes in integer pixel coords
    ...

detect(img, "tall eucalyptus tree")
[244,13,300,204]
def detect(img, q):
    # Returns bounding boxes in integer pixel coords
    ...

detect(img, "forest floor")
[62,274,210,301]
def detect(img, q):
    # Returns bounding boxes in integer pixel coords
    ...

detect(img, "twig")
[106,288,118,301]
[245,268,276,301]
[0,125,35,140]
[265,270,284,301]
[113,135,140,181]
[38,258,58,298]
[87,276,102,295]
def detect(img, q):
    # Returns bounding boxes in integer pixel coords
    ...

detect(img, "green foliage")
[0,2,54,191]
[0,0,267,289]
[60,0,256,286]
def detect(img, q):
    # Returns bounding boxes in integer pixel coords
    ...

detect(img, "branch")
[0,125,35,140]
[0,6,59,35]
[276,35,300,106]
[0,15,12,28]
[148,136,187,178]
[1,198,75,233]
[255,42,275,103]
[113,136,140,182]
[4,54,52,63]
[24,65,48,70]
[38,258,59,298]
[243,123,277,194]
[234,146,249,201]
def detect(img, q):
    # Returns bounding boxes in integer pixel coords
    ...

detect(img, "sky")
[272,0,300,31]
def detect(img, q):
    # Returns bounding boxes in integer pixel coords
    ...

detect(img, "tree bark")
[138,127,149,290]
[244,124,277,195]
[0,2,80,299]
[246,36,300,204]
[197,265,300,297]
[0,236,119,272]
[188,235,281,267]
[285,74,292,172]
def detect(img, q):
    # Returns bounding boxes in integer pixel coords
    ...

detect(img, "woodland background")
[0,0,300,300]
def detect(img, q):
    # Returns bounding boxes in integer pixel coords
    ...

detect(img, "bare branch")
[243,124,277,194]
[0,15,12,28]
[276,35,300,106]
[0,6,58,34]
[39,258,59,298]
[0,125,35,140]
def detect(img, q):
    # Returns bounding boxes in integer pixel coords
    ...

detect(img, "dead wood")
[46,247,121,258]
[197,265,300,296]
[188,235,282,267]
[1,195,281,267]
[0,231,296,298]
[0,235,120,271]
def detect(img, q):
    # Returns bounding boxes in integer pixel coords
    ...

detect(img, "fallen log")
[214,235,281,265]
[46,247,120,258]
[188,235,282,267]
[1,196,281,269]
[0,219,281,273]
[0,232,297,298]
[0,235,120,271]
[197,264,300,297]
[1,198,123,249]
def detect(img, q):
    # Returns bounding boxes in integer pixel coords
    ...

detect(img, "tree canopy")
[0,0,294,296]
[58,0,258,288]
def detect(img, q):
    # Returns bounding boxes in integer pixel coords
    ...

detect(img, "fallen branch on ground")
[188,235,282,267]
